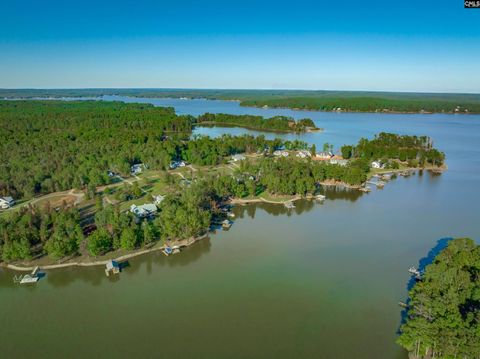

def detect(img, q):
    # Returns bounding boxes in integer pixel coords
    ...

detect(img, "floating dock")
[284,201,295,209]
[14,266,43,284]
[105,260,121,276]
[408,266,423,280]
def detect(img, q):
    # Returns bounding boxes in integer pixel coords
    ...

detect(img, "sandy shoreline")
[1,234,208,272]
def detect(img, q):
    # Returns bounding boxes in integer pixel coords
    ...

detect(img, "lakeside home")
[170,160,186,169]
[329,158,348,166]
[296,150,311,158]
[371,161,385,169]
[130,203,157,219]
[315,151,333,160]
[0,196,15,209]
[273,150,289,157]
[131,163,144,175]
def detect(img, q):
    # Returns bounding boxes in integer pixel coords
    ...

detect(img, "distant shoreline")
[3,96,478,115]
[239,103,477,115]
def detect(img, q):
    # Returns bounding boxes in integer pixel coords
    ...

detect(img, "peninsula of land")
[0,100,446,270]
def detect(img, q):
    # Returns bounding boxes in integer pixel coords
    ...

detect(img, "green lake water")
[1,97,479,358]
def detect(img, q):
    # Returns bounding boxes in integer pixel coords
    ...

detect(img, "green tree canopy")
[397,238,480,358]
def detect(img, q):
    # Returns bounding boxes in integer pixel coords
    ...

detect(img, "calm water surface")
[1,96,479,358]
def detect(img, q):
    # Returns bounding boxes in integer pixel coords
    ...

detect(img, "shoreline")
[0,166,446,273]
[196,122,323,134]
[239,103,477,115]
[1,234,208,272]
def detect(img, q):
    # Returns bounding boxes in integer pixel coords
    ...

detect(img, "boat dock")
[13,266,43,284]
[359,186,371,193]
[284,201,295,209]
[408,266,423,280]
[105,260,121,276]
[163,246,173,256]
[222,219,232,228]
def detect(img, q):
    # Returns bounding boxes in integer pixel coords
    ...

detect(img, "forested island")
[397,238,480,358]
[0,100,445,266]
[2,88,480,114]
[197,113,319,132]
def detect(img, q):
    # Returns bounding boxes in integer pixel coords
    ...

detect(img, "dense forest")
[0,101,192,198]
[240,96,480,114]
[2,88,479,114]
[397,238,480,358]
[0,205,83,261]
[341,132,445,167]
[0,101,308,198]
[197,113,317,132]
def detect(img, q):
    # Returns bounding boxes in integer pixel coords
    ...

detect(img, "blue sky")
[1,0,479,92]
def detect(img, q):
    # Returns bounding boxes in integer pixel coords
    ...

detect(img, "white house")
[273,150,289,157]
[371,161,385,169]
[130,203,157,218]
[231,154,246,162]
[329,158,349,166]
[315,151,333,160]
[0,196,15,209]
[170,160,186,169]
[131,164,143,175]
[296,150,311,159]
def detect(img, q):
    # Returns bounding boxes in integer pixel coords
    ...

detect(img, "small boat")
[227,212,235,218]
[316,194,326,201]
[284,201,295,209]
[163,246,173,256]
[376,181,385,188]
[222,219,232,229]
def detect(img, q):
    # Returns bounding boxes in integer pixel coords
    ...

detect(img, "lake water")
[1,96,479,358]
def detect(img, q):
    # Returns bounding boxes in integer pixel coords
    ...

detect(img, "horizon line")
[1,87,480,96]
